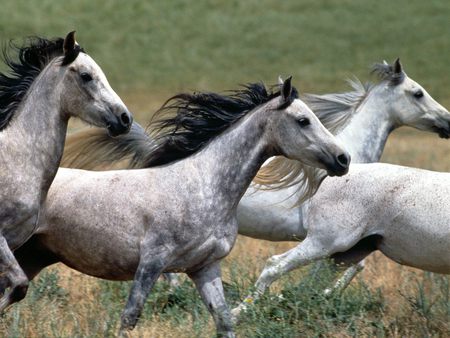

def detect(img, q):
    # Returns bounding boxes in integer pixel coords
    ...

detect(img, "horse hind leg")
[0,236,29,312]
[324,234,382,296]
[161,272,181,288]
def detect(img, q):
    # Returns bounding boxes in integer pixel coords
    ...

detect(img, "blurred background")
[0,1,449,337]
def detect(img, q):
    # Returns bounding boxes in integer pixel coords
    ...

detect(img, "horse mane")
[252,75,375,206]
[140,82,298,167]
[0,36,82,131]
[61,82,300,170]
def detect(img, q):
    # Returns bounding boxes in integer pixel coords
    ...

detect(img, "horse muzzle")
[106,111,133,137]
[433,124,450,139]
[326,152,351,177]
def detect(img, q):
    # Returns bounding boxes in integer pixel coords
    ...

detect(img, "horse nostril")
[337,153,350,168]
[120,112,130,126]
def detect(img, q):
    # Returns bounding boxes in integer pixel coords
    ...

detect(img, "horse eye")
[413,90,424,99]
[80,72,93,82]
[297,118,310,127]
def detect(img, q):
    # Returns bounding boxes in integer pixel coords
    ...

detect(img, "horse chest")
[168,224,237,273]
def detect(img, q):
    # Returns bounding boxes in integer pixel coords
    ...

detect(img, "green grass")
[0,0,449,106]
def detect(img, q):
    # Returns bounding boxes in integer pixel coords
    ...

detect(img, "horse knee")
[266,253,284,269]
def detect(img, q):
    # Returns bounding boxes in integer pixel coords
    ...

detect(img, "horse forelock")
[0,36,83,131]
[141,82,299,167]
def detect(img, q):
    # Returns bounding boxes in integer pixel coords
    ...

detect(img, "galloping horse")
[10,79,349,336]
[61,59,450,301]
[231,60,450,316]
[0,32,132,311]
[235,162,450,316]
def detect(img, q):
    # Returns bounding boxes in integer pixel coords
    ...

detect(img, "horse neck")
[190,107,273,208]
[4,67,68,194]
[337,86,396,163]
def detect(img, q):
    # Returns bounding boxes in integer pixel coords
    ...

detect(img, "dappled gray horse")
[12,79,349,337]
[0,32,132,311]
[61,59,450,299]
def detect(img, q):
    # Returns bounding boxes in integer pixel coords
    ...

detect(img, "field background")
[0,0,449,337]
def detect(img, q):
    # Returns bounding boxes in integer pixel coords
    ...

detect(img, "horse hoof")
[323,288,333,298]
[117,328,132,338]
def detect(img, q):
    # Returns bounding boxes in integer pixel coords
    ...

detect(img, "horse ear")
[393,57,403,74]
[389,57,405,85]
[63,31,76,54]
[281,76,293,102]
[62,31,81,66]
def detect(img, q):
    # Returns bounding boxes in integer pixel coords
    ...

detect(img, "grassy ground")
[0,1,449,337]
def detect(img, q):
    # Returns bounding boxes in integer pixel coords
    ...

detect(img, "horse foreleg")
[231,237,330,320]
[0,236,29,312]
[119,248,167,335]
[188,262,235,338]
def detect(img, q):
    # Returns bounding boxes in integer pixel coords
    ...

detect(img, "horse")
[60,58,450,300]
[0,31,132,312]
[230,59,450,317]
[234,162,450,314]
[10,78,350,337]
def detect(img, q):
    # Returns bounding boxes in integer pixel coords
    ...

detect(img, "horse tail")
[61,123,153,170]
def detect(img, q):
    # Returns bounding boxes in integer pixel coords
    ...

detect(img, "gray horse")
[0,32,132,311]
[11,79,350,336]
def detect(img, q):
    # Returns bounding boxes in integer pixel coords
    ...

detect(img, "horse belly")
[237,188,304,241]
[41,224,142,281]
[379,219,450,274]
[58,242,140,281]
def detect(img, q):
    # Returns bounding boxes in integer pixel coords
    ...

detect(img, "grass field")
[0,1,449,337]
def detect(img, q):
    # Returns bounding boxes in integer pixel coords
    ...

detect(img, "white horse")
[10,79,350,337]
[234,162,450,313]
[239,59,450,241]
[232,60,450,316]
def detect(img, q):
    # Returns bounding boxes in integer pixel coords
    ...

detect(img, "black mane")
[143,82,299,167]
[0,37,68,131]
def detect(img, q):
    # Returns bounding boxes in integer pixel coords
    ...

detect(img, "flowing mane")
[0,36,82,131]
[138,82,298,167]
[253,63,398,205]
[61,82,300,169]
